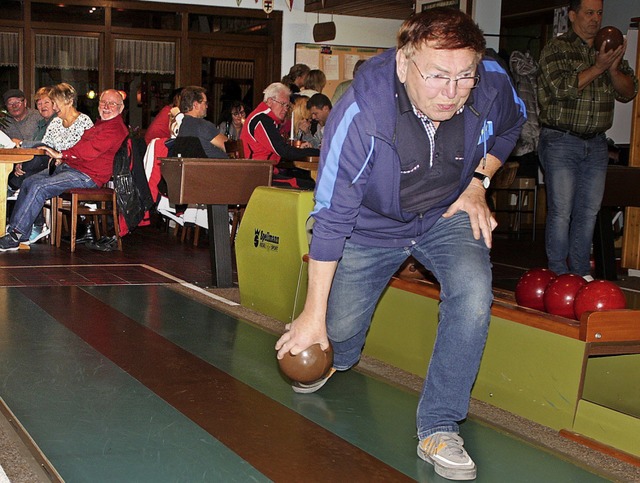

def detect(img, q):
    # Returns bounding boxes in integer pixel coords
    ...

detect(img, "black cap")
[3,89,25,105]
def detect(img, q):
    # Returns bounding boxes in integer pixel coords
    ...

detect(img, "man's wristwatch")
[473,172,490,189]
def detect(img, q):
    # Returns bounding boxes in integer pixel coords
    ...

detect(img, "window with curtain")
[0,32,20,105]
[114,39,176,130]
[34,34,100,118]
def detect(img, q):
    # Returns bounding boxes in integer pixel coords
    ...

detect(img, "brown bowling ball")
[278,343,334,384]
[594,26,624,52]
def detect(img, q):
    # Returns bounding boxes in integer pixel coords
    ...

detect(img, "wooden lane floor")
[0,281,617,482]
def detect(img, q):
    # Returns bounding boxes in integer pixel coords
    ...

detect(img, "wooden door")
[188,40,279,125]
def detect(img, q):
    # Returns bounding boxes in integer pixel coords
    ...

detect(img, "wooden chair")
[54,188,122,253]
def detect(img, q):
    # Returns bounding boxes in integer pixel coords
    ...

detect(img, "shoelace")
[423,434,464,457]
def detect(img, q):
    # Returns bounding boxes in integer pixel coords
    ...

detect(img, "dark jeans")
[10,164,96,236]
[8,155,50,228]
[8,155,49,190]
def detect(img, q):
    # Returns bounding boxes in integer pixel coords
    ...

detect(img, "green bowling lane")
[0,285,615,482]
[83,285,611,482]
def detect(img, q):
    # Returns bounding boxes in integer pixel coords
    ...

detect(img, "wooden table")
[0,148,45,234]
[292,156,319,180]
[160,157,273,287]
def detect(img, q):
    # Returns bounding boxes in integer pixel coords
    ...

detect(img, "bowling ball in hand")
[515,268,557,311]
[573,280,626,320]
[544,274,587,319]
[594,26,624,52]
[278,343,334,384]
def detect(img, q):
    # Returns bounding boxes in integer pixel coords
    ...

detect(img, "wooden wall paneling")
[621,25,640,269]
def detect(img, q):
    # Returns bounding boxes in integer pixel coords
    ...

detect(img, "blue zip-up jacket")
[309,48,526,262]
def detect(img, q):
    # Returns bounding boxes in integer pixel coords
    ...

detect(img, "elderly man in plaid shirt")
[537,0,637,278]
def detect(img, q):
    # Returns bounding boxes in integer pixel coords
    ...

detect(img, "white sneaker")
[418,432,476,481]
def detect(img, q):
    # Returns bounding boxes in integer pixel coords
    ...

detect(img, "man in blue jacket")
[276,8,525,481]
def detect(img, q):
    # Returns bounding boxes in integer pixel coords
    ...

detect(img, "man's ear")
[396,50,409,83]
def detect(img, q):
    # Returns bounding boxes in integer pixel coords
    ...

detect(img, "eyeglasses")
[270,98,291,109]
[99,100,122,108]
[411,60,480,90]
[231,110,245,116]
[6,101,24,108]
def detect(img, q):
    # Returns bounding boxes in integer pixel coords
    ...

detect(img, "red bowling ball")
[278,343,334,384]
[573,280,626,320]
[543,274,587,319]
[594,26,624,52]
[515,268,557,311]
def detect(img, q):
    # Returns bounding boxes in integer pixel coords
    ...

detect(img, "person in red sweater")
[144,87,182,144]
[0,89,128,251]
[240,82,318,189]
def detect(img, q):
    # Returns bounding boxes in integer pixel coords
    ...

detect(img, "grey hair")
[262,82,291,102]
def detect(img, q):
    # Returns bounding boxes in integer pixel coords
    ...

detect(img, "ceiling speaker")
[313,21,336,43]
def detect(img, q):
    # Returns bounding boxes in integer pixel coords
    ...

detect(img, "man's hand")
[275,311,329,359]
[442,182,497,248]
[607,39,626,72]
[595,40,625,73]
[13,163,24,177]
[41,146,61,159]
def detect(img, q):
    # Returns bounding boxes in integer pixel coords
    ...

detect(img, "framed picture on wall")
[415,0,472,13]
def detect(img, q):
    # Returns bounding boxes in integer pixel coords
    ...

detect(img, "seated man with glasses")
[175,86,228,159]
[275,8,525,481]
[1,89,44,145]
[241,82,319,189]
[0,89,129,252]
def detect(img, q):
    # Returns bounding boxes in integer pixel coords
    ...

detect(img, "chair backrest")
[169,136,207,158]
[224,139,245,159]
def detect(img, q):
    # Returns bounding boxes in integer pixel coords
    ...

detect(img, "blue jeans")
[538,128,608,276]
[10,164,97,236]
[326,212,492,439]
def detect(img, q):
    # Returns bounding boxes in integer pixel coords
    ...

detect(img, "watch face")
[473,172,489,188]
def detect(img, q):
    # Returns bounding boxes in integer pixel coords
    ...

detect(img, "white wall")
[473,0,503,51]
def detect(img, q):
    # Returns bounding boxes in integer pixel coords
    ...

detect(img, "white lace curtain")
[114,39,175,74]
[35,35,98,70]
[0,32,19,67]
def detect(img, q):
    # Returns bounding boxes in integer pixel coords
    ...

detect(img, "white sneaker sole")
[25,227,51,245]
[417,446,477,481]
[291,368,336,394]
